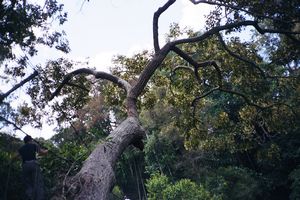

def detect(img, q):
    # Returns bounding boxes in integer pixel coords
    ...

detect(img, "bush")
[146,173,218,200]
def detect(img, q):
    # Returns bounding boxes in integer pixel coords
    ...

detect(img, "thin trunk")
[138,162,147,200]
[133,158,141,200]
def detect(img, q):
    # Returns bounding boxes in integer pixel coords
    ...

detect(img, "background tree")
[0,0,68,130]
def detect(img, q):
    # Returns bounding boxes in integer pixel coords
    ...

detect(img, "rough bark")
[66,117,144,200]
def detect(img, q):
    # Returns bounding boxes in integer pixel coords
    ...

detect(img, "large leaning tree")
[32,0,300,199]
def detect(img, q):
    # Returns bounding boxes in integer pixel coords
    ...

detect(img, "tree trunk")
[66,117,144,200]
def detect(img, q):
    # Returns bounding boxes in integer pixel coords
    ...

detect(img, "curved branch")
[50,68,131,100]
[172,46,222,86]
[191,86,280,117]
[219,87,267,109]
[192,86,220,108]
[171,65,202,85]
[172,20,300,47]
[172,65,194,73]
[217,33,266,78]
[0,70,38,103]
[189,0,300,24]
[153,0,176,53]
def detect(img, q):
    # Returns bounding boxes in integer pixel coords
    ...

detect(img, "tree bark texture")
[66,117,144,200]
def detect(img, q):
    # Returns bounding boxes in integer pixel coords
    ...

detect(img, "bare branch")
[172,20,300,47]
[217,33,266,78]
[191,85,286,118]
[172,46,222,86]
[153,0,176,53]
[0,70,38,103]
[171,46,199,67]
[217,33,299,79]
[0,115,27,135]
[172,65,194,73]
[218,87,267,109]
[50,68,131,100]
[192,86,220,108]
[171,64,203,85]
[189,0,300,24]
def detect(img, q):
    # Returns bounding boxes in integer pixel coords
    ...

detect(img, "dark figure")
[18,135,48,200]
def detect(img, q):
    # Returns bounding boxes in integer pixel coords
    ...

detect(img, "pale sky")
[36,0,213,72]
[11,0,213,139]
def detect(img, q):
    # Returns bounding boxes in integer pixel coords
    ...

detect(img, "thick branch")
[172,46,199,67]
[0,70,38,103]
[172,20,300,47]
[50,68,131,100]
[153,0,176,53]
[130,43,172,99]
[125,20,296,108]
[66,117,144,200]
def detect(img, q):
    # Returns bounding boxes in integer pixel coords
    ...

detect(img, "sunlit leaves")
[146,173,217,200]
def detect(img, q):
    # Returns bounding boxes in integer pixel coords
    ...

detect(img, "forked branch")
[172,46,222,86]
